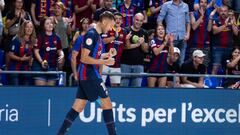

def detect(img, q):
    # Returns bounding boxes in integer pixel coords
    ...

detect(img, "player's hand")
[109,48,117,57]
[74,73,78,81]
[104,57,115,66]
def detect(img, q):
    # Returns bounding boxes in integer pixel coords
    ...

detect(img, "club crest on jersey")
[53,40,57,45]
[86,38,93,46]
[119,34,123,38]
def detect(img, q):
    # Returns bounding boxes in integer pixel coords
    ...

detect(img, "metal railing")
[69,72,240,87]
[0,71,67,86]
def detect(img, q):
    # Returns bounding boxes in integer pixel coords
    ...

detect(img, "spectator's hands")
[126,31,132,41]
[225,17,232,27]
[34,20,40,26]
[184,33,190,41]
[169,33,174,43]
[210,8,217,18]
[109,48,117,57]
[138,36,145,45]
[21,54,31,62]
[199,7,205,16]
[87,0,93,6]
[164,34,170,44]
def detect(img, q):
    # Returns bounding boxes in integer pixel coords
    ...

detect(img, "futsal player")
[57,11,117,135]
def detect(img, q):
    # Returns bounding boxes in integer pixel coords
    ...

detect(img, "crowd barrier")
[0,87,240,135]
[0,71,67,86]
[69,72,240,87]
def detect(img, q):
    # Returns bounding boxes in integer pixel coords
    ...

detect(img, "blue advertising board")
[0,87,240,135]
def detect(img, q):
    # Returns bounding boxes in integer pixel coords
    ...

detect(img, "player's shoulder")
[86,28,98,36]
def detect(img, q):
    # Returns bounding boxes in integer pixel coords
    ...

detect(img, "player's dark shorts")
[76,79,109,102]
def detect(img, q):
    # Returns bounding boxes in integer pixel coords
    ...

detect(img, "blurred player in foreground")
[57,11,117,135]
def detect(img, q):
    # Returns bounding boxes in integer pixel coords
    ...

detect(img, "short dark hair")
[114,12,123,17]
[99,11,115,22]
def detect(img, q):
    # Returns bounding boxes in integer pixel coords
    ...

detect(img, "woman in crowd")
[8,20,36,85]
[4,0,31,69]
[148,24,174,87]
[225,47,240,89]
[51,2,72,84]
[32,17,64,86]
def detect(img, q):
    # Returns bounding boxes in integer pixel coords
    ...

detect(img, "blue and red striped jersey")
[78,28,103,81]
[118,3,139,28]
[36,33,62,68]
[9,37,33,71]
[212,17,233,48]
[33,0,54,18]
[149,0,164,19]
[189,10,210,48]
[149,38,168,73]
[60,0,74,17]
[101,27,125,68]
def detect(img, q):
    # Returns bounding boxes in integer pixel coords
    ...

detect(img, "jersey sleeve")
[82,30,98,51]
[72,36,83,52]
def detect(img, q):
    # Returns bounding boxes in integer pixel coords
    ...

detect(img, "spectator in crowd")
[194,0,222,11]
[0,68,2,86]
[71,18,90,82]
[131,0,148,23]
[224,47,240,88]
[143,29,155,72]
[149,0,165,30]
[181,49,207,88]
[188,0,212,67]
[120,13,148,87]
[73,0,99,29]
[157,0,191,65]
[52,1,72,84]
[4,0,31,69]
[112,0,122,9]
[148,24,174,87]
[58,0,76,30]
[211,5,238,74]
[184,0,195,12]
[102,12,126,87]
[94,0,117,22]
[232,0,240,47]
[0,0,4,44]
[32,17,64,86]
[118,0,139,28]
[31,0,54,27]
[232,0,240,13]
[167,47,181,87]
[8,20,36,85]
